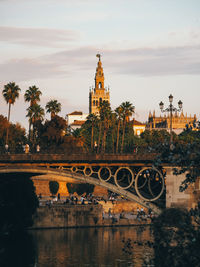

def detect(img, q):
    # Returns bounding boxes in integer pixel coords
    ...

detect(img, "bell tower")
[89,54,110,115]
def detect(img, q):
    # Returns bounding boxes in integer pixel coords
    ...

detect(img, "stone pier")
[166,167,200,209]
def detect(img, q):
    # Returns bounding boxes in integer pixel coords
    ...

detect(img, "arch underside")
[0,165,164,214]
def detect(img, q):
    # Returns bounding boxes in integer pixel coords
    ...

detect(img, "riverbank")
[30,204,152,229]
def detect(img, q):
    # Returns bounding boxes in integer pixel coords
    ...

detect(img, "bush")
[66,183,94,196]
[49,181,59,196]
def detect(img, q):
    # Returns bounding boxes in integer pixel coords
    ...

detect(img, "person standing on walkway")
[25,144,29,154]
[36,144,40,153]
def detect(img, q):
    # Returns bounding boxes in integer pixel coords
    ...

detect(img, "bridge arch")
[0,166,162,214]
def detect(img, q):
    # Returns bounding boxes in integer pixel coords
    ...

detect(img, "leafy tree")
[36,115,66,149]
[153,208,200,267]
[66,183,77,194]
[45,99,61,119]
[2,82,21,145]
[140,129,171,151]
[153,129,200,192]
[66,183,94,196]
[49,181,59,196]
[0,115,27,153]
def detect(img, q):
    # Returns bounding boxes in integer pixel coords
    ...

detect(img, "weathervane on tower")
[96,53,101,61]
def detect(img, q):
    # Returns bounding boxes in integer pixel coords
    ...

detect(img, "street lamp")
[159,94,183,149]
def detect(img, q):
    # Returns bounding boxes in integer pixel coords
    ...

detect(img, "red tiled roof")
[68,111,83,115]
[71,120,86,126]
[131,119,145,126]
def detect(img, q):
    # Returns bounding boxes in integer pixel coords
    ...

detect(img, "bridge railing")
[0,146,158,155]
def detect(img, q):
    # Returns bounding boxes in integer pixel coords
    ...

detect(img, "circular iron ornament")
[114,167,134,189]
[71,166,77,173]
[98,167,112,182]
[135,167,165,202]
[84,167,93,176]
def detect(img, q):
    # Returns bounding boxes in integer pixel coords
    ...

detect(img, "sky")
[0,0,200,130]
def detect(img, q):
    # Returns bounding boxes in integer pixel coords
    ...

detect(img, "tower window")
[98,82,102,88]
[96,100,98,106]
[93,100,95,106]
[100,98,102,104]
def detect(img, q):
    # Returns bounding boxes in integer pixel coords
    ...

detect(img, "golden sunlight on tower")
[89,54,110,115]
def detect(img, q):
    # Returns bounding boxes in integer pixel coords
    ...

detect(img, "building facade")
[89,54,110,115]
[131,119,146,136]
[66,111,88,130]
[147,111,196,134]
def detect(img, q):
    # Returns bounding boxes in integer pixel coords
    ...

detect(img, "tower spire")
[89,54,110,115]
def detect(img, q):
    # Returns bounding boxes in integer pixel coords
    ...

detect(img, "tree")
[99,101,112,153]
[66,183,94,196]
[115,106,123,153]
[26,104,44,146]
[24,86,42,140]
[120,102,135,153]
[153,208,200,267]
[24,85,42,106]
[2,82,21,145]
[153,129,200,192]
[36,115,66,149]
[49,181,59,196]
[45,99,61,119]
[0,115,27,153]
[86,113,98,151]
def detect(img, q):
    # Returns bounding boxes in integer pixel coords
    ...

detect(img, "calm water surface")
[32,226,153,267]
[1,226,154,267]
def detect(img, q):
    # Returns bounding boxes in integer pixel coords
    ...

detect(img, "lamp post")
[159,94,183,149]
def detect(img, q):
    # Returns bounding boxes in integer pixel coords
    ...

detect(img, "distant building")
[70,120,86,131]
[89,54,110,115]
[66,111,88,130]
[147,111,196,134]
[131,119,146,136]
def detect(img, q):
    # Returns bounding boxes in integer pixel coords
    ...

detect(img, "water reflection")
[31,226,154,267]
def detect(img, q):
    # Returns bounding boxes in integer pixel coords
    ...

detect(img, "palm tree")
[45,99,61,119]
[2,82,21,145]
[24,85,42,106]
[86,113,98,151]
[24,85,42,139]
[99,101,112,153]
[115,106,123,153]
[26,104,44,145]
[120,101,135,153]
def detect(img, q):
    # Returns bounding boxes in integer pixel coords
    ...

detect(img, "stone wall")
[166,168,200,209]
[32,204,103,229]
[31,204,150,229]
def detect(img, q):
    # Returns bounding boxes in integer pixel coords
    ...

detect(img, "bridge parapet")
[0,153,158,164]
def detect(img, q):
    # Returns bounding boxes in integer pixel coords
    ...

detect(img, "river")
[1,226,154,267]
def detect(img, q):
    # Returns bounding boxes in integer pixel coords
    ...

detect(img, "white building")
[66,111,88,130]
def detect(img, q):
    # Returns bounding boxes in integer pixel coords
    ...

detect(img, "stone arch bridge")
[0,153,167,214]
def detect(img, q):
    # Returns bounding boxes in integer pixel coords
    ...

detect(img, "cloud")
[0,26,79,47]
[0,58,65,82]
[45,44,200,76]
[1,44,200,82]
